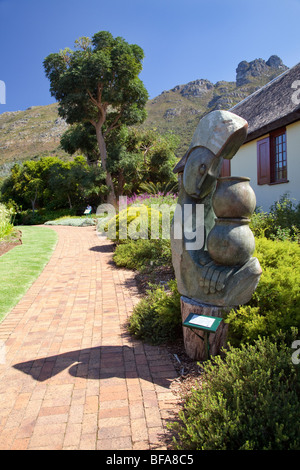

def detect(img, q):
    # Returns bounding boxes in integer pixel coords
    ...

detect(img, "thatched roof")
[231,62,300,143]
[173,62,300,173]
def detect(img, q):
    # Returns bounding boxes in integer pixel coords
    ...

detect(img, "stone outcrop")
[236,55,288,86]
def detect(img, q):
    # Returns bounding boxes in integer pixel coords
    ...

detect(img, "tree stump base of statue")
[180,296,230,361]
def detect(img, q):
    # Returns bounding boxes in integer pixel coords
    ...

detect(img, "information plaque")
[182,313,223,333]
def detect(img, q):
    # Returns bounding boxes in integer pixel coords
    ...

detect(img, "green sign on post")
[182,314,223,360]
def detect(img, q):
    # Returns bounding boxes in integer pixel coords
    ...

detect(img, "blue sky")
[0,0,300,113]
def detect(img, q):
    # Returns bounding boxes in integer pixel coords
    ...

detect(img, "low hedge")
[171,332,300,450]
[226,237,300,346]
[128,280,181,345]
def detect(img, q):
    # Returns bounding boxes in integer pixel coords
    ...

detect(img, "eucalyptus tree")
[43,31,148,206]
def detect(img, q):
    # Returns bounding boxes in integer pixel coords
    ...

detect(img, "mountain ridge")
[142,55,289,155]
[0,55,288,176]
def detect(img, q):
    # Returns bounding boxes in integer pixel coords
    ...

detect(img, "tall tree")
[43,31,148,206]
[60,123,179,197]
[105,127,179,196]
[60,122,100,166]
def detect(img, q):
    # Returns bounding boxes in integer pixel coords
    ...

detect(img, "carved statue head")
[181,110,248,200]
[183,147,222,199]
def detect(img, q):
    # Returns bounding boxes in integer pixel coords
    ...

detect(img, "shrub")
[44,217,96,227]
[15,208,77,225]
[104,205,164,243]
[225,237,300,346]
[0,203,15,241]
[250,194,300,242]
[171,332,300,450]
[270,193,300,232]
[128,280,181,344]
[113,238,172,271]
[126,192,178,207]
[249,210,274,239]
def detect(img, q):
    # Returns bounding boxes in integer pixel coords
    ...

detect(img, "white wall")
[231,120,300,211]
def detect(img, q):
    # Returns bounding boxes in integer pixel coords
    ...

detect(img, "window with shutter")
[270,128,287,183]
[257,129,288,185]
[220,159,231,177]
[257,137,270,185]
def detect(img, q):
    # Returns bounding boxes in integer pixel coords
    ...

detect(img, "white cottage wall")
[230,120,300,211]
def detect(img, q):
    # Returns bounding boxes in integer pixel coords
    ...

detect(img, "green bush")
[270,193,300,232]
[250,194,300,242]
[0,203,15,241]
[15,208,77,225]
[171,332,300,450]
[128,279,181,344]
[113,238,172,271]
[249,210,274,238]
[104,205,164,243]
[225,237,300,346]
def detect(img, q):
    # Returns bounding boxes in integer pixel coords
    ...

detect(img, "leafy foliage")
[225,236,300,346]
[126,192,178,207]
[61,124,180,198]
[113,238,172,271]
[128,280,181,345]
[171,332,300,450]
[0,203,15,241]
[60,122,100,165]
[139,180,178,195]
[43,31,149,205]
[103,205,164,243]
[0,156,105,213]
[106,127,179,197]
[44,217,96,227]
[250,193,300,242]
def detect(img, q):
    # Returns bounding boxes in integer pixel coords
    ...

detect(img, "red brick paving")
[0,226,179,450]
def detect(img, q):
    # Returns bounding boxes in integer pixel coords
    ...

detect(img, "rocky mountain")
[236,55,287,86]
[0,55,288,176]
[142,55,289,155]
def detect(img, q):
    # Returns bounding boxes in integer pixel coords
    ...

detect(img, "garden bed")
[0,230,22,257]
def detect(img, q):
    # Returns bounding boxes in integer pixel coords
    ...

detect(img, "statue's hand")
[199,261,238,294]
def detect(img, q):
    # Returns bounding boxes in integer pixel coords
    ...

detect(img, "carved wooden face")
[183,146,223,199]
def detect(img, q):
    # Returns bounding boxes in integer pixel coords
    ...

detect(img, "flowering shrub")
[126,192,178,207]
[0,203,15,241]
[105,205,163,242]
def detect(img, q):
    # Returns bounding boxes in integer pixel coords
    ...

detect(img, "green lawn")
[0,226,58,323]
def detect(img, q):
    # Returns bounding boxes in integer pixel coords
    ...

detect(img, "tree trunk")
[31,187,38,214]
[117,171,125,198]
[95,124,117,208]
[180,297,229,361]
[67,194,73,210]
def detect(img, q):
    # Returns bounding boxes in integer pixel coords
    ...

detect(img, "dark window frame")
[270,127,288,184]
[257,128,288,185]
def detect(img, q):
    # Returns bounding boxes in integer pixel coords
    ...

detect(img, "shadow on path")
[89,245,114,253]
[13,345,176,387]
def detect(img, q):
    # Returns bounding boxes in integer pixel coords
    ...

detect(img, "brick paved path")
[0,226,179,450]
